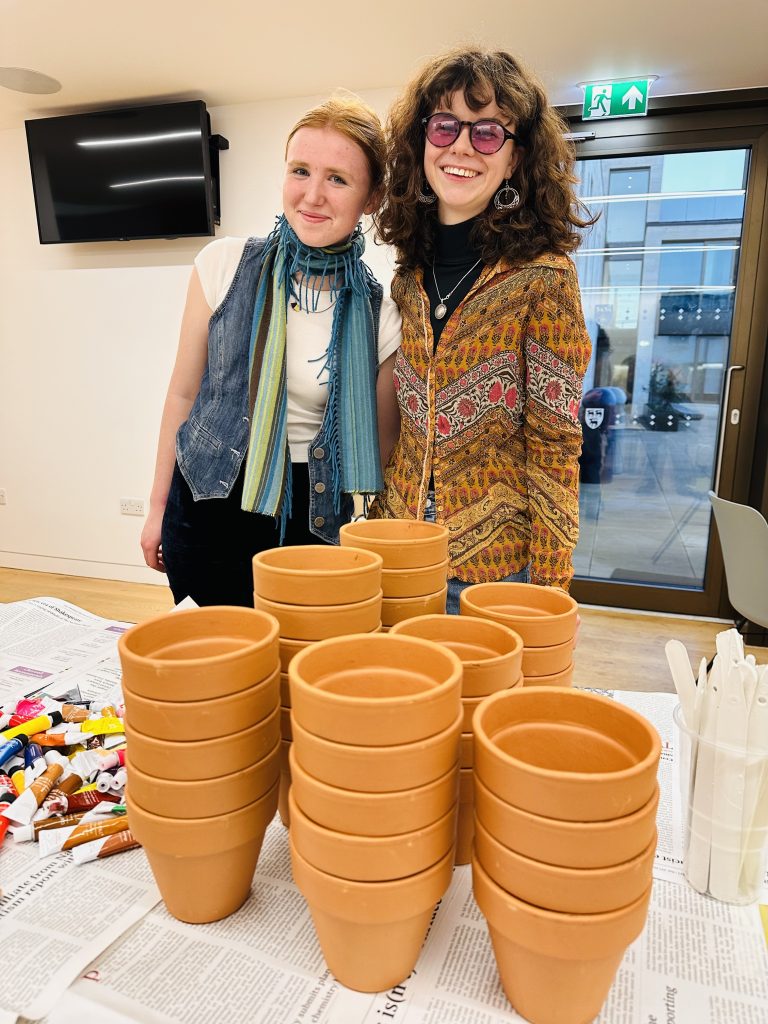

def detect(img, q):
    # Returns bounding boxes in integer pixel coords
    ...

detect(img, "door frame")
[557,90,768,615]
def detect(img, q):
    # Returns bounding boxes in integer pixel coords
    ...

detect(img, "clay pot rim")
[127,778,278,829]
[290,835,454,894]
[474,775,660,833]
[291,704,463,757]
[522,662,575,683]
[123,663,279,708]
[381,558,450,578]
[288,787,456,849]
[253,545,383,578]
[288,744,458,804]
[474,686,661,784]
[381,586,448,606]
[340,520,449,547]
[256,591,383,615]
[523,637,575,656]
[391,614,523,666]
[118,606,279,667]
[461,582,577,625]
[472,852,652,925]
[474,816,658,880]
[289,633,463,711]
[126,738,280,792]
[124,702,279,752]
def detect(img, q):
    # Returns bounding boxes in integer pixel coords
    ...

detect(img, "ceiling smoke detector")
[0,67,62,94]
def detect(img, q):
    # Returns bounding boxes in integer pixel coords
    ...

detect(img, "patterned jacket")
[369,253,591,590]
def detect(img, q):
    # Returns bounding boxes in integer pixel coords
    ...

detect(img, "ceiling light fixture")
[0,67,62,95]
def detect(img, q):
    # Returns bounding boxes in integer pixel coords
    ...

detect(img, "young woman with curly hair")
[369,48,594,612]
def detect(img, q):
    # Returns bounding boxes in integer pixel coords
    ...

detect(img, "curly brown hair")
[378,48,594,269]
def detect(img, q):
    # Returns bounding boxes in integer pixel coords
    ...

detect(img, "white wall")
[0,88,397,586]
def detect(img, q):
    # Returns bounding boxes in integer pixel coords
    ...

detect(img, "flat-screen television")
[25,100,224,243]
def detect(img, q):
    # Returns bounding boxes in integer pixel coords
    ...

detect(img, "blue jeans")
[423,492,531,615]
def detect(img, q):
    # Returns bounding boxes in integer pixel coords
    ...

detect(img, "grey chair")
[708,490,768,631]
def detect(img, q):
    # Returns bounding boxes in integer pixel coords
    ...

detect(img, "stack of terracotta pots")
[119,607,281,923]
[339,520,449,630]
[286,633,463,992]
[472,686,661,1024]
[461,581,578,687]
[390,613,523,865]
[252,545,383,825]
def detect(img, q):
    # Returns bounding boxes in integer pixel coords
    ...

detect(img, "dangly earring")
[417,179,437,205]
[494,179,520,212]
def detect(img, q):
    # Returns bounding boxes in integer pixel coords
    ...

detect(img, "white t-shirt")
[195,236,401,461]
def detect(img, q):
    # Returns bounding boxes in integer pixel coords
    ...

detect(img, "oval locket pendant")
[434,302,448,320]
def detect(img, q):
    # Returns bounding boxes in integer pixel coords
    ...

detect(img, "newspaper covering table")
[1,598,767,1024]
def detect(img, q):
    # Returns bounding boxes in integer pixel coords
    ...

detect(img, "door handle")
[713,364,745,495]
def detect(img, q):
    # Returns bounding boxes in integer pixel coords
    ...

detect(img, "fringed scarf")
[241,216,383,533]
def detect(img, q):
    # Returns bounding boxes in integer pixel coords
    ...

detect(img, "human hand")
[140,507,166,572]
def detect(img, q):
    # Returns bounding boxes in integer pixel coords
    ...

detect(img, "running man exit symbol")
[582,79,652,120]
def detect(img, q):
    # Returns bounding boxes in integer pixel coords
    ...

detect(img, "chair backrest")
[708,490,768,629]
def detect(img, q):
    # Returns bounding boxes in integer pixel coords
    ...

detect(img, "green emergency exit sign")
[582,79,652,120]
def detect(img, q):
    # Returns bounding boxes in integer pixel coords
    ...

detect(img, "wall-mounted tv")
[25,100,226,244]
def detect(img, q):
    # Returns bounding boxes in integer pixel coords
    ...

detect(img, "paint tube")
[110,767,127,792]
[1,711,63,742]
[96,770,117,793]
[38,812,130,857]
[0,735,28,770]
[79,717,124,736]
[11,810,87,843]
[0,774,17,799]
[2,761,64,824]
[0,795,16,844]
[60,704,90,723]
[72,827,139,864]
[24,743,48,787]
[48,789,120,815]
[10,767,25,794]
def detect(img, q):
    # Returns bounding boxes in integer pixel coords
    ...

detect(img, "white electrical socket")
[0,488,6,505]
[120,497,145,516]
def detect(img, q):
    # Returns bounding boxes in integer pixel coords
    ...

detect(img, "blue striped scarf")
[241,216,383,532]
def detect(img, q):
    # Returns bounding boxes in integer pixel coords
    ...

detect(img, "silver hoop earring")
[494,180,520,212]
[417,180,437,205]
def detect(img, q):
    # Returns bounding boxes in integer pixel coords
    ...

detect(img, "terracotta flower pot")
[523,663,575,688]
[380,559,449,598]
[278,738,291,828]
[473,854,651,1024]
[118,606,279,701]
[122,665,280,742]
[391,614,523,697]
[124,703,280,781]
[254,592,382,641]
[291,838,453,992]
[455,766,475,866]
[340,519,449,569]
[291,708,462,793]
[289,789,456,881]
[279,636,313,674]
[460,731,474,768]
[289,633,462,746]
[521,638,574,677]
[474,817,657,913]
[460,583,578,648]
[125,740,280,818]
[473,687,661,821]
[127,781,278,923]
[475,776,660,869]
[252,545,383,606]
[288,745,458,837]
[380,588,448,628]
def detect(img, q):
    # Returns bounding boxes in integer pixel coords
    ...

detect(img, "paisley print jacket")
[369,253,591,590]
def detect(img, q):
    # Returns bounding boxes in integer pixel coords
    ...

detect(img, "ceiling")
[2,0,767,131]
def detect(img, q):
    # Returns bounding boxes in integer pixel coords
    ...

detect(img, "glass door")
[565,97,768,615]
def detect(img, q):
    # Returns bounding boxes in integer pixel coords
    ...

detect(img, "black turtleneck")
[423,217,484,349]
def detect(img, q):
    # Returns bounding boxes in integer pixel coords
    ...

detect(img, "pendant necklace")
[431,258,483,320]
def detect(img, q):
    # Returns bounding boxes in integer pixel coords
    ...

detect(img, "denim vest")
[176,236,383,543]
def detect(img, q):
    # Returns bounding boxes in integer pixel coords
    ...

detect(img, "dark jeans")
[161,461,327,608]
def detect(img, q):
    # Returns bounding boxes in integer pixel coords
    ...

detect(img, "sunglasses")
[422,112,522,155]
